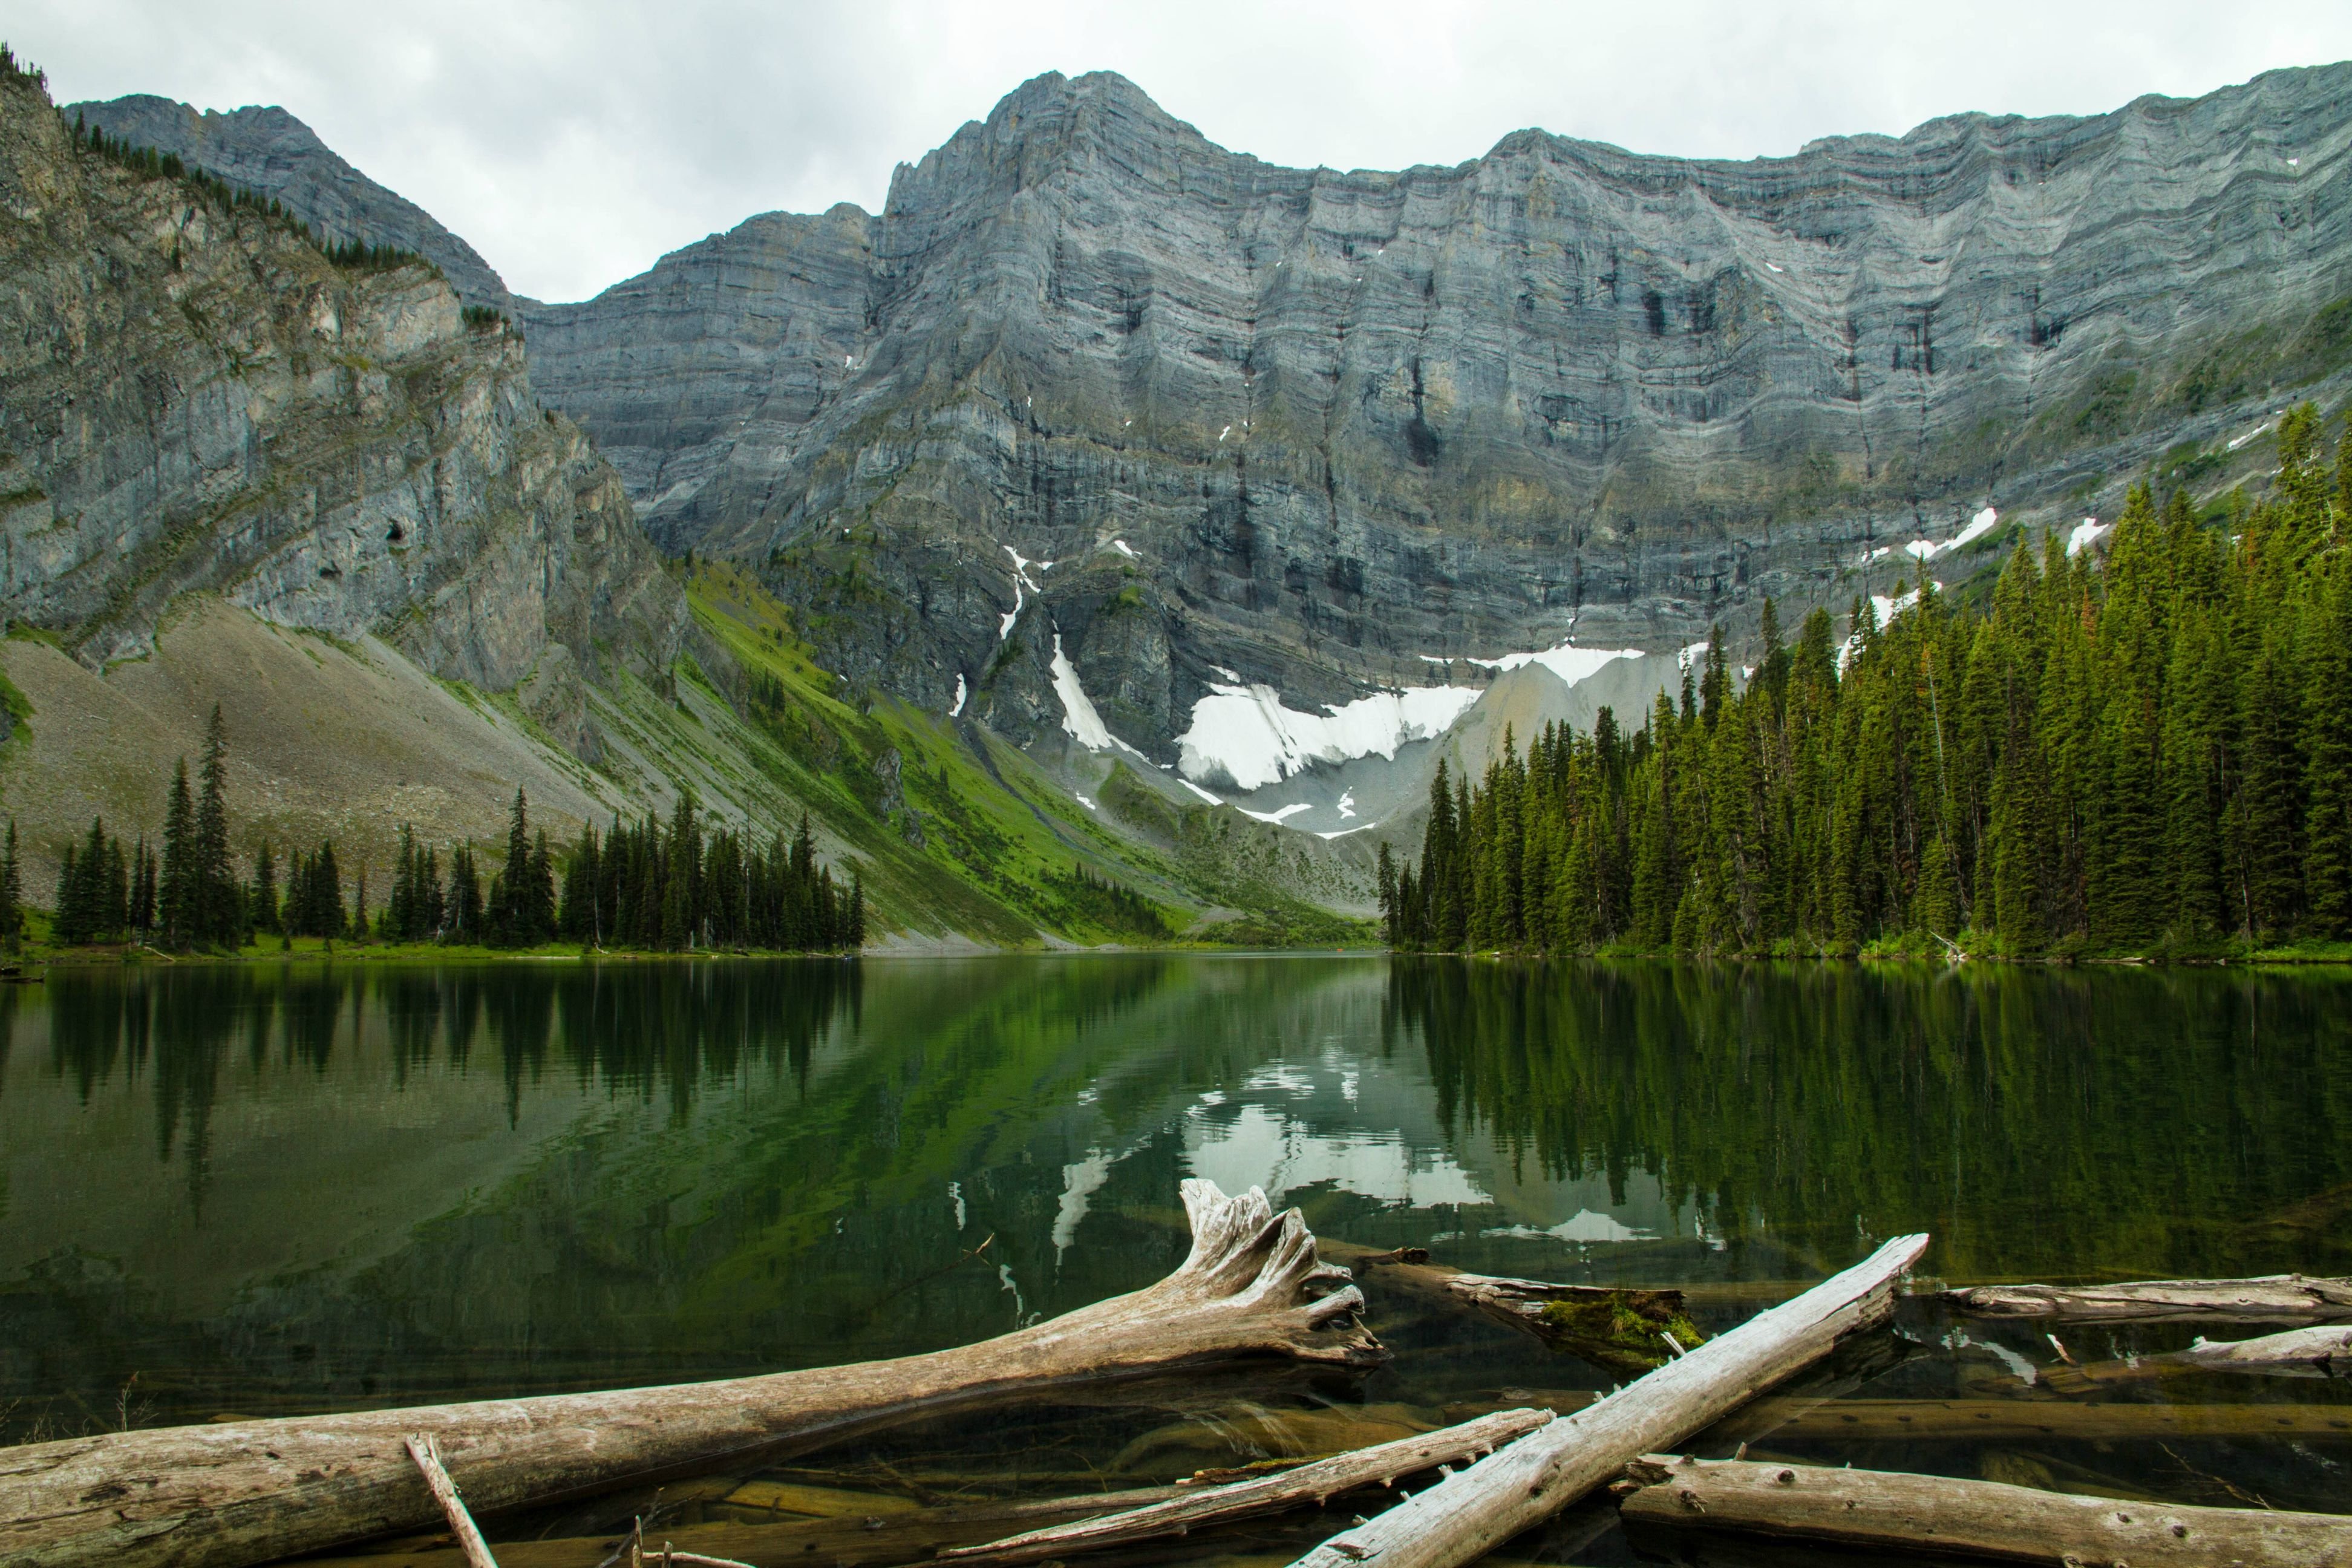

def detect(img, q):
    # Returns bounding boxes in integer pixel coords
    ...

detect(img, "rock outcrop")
[57,65,2352,789]
[506,65,2352,766]
[67,93,511,310]
[2,68,687,740]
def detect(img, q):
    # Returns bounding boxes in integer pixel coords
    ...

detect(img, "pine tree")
[158,757,195,950]
[0,819,18,950]
[193,704,234,946]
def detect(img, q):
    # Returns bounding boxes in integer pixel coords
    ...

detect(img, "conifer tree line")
[1380,403,2352,958]
[28,705,864,953]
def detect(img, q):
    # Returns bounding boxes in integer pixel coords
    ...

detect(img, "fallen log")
[0,1180,1379,1568]
[1939,1273,2352,1324]
[2176,1322,2352,1377]
[937,1408,1553,1566]
[1443,1276,1703,1375]
[1453,1391,2352,1444]
[1284,1233,1929,1568]
[1615,1454,2352,1566]
[289,1486,1191,1568]
[405,1434,499,1568]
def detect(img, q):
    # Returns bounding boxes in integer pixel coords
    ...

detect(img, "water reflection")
[2,955,2348,1449]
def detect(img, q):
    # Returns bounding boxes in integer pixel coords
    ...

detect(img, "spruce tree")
[159,759,195,950]
[194,704,234,946]
[0,819,18,950]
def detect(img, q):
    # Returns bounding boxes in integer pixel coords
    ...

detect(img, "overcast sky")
[13,1,2352,303]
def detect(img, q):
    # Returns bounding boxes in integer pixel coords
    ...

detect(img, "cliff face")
[68,94,512,310]
[54,65,2352,791]
[2,71,687,748]
[512,66,2352,766]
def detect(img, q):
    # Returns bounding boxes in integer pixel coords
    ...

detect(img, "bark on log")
[0,1180,1379,1568]
[1939,1273,2352,1324]
[1615,1455,2352,1566]
[1283,1233,1929,1568]
[936,1408,1553,1566]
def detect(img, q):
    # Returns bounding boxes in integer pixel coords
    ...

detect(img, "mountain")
[13,60,1361,946]
[68,94,512,310]
[20,57,2352,938]
[509,65,2352,787]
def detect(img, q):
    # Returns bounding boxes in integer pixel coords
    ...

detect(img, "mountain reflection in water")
[1,956,2347,1459]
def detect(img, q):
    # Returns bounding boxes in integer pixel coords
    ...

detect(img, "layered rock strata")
[2,70,689,759]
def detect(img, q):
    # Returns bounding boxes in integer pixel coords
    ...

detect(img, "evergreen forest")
[21,708,864,955]
[1380,405,2352,959]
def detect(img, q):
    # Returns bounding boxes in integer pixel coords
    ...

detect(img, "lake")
[3,956,2348,1563]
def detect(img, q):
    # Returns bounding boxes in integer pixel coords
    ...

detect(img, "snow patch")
[1110,539,1137,558]
[1837,586,1932,673]
[1212,665,1240,682]
[2227,419,2275,452]
[1466,641,1643,687]
[949,673,967,717]
[1073,792,1097,811]
[1903,506,2000,564]
[1238,802,1313,825]
[2067,518,2110,557]
[1177,682,1482,791]
[1051,633,1119,751]
[1765,260,1785,273]
[1949,506,2000,552]
[1177,777,1225,806]
[1316,823,1378,841]
[1336,789,1357,820]
[1677,639,1713,670]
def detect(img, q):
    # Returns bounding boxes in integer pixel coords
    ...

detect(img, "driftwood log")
[2176,1322,2352,1376]
[1616,1455,2352,1566]
[0,1180,1379,1568]
[1448,1391,2352,1443]
[1284,1233,1930,1568]
[290,1487,1192,1568]
[403,1435,498,1568]
[1940,1273,2352,1324]
[936,1408,1552,1565]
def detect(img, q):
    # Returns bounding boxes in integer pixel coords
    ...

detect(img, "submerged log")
[0,1180,1379,1568]
[1284,1234,1930,1568]
[1443,1276,1703,1375]
[937,1408,1552,1566]
[1616,1455,2352,1566]
[2175,1322,2352,1377]
[1940,1273,2352,1324]
[291,1486,1191,1568]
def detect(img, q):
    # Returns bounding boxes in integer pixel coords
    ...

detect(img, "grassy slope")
[2,567,1377,953]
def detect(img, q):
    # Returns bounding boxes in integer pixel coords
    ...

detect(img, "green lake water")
[2,956,2348,1562]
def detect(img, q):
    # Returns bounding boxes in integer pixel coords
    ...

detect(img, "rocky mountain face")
[68,94,513,310]
[48,64,2352,817]
[4,69,687,760]
[504,65,2352,788]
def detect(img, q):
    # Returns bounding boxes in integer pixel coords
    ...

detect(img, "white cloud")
[11,3,2349,302]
